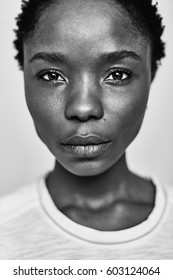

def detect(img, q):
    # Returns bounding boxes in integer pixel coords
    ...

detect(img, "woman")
[0,0,172,259]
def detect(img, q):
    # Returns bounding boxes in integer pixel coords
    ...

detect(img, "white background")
[0,0,173,196]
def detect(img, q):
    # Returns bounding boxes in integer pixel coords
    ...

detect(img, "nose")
[65,75,104,122]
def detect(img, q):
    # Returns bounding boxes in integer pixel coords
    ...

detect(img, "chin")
[61,160,112,177]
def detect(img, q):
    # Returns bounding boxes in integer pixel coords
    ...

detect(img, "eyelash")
[38,70,66,84]
[37,68,132,86]
[104,68,132,85]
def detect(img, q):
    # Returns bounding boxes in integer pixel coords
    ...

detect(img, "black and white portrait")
[0,0,173,260]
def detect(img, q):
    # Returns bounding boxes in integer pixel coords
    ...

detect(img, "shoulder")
[160,180,173,201]
[0,180,40,224]
[153,178,173,224]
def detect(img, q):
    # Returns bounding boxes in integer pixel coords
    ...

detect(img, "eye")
[104,68,132,85]
[38,70,66,84]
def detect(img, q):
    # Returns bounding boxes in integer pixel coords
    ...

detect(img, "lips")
[63,134,109,145]
[62,134,112,158]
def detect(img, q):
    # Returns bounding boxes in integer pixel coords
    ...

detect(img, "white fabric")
[0,175,173,260]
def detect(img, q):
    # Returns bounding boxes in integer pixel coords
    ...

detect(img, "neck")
[46,154,155,231]
[46,153,133,209]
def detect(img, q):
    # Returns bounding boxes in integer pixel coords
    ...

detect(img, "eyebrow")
[98,50,141,63]
[29,50,141,64]
[29,51,66,64]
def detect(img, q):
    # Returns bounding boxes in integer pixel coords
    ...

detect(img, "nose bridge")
[65,72,104,121]
[76,73,97,103]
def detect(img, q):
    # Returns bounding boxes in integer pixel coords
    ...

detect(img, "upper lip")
[63,134,111,146]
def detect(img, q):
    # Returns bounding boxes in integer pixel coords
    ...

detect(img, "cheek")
[24,82,64,143]
[121,96,147,132]
[106,84,150,143]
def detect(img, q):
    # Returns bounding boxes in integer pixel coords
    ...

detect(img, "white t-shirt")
[0,175,173,259]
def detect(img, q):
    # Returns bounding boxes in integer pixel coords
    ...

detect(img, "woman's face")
[24,0,152,176]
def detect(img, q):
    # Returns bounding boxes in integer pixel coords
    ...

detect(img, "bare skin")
[46,156,155,230]
[24,0,155,231]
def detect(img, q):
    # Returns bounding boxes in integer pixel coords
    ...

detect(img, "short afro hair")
[14,0,165,78]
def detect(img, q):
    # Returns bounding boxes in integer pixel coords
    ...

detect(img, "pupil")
[49,73,57,80]
[113,72,122,80]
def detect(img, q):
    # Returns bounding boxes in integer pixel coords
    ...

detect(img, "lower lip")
[62,142,111,158]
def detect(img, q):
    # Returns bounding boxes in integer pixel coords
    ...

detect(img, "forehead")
[24,0,150,64]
